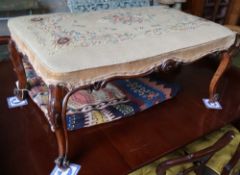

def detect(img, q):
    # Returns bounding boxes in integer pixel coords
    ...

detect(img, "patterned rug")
[22,56,180,131]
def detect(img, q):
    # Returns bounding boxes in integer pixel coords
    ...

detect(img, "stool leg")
[48,85,69,169]
[209,52,231,102]
[209,34,240,103]
[8,40,28,100]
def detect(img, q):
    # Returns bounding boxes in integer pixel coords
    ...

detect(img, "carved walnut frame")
[6,34,240,169]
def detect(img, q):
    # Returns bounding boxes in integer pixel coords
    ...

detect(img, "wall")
[0,0,70,61]
[226,0,240,25]
[38,0,69,13]
[0,0,70,35]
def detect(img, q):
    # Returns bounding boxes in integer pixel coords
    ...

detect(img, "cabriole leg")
[48,85,69,169]
[8,40,28,100]
[209,52,231,102]
[207,35,240,107]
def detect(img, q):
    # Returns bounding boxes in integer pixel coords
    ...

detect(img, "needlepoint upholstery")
[67,0,150,13]
[8,6,236,90]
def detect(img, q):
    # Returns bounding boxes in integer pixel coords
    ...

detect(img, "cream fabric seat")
[8,6,236,89]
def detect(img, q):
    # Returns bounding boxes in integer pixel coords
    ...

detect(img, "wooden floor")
[1,58,240,175]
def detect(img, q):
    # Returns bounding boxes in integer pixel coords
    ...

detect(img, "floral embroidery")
[24,7,212,56]
[31,17,43,22]
[57,37,70,45]
[101,12,155,25]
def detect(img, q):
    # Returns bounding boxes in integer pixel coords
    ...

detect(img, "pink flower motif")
[57,37,70,45]
[31,17,44,22]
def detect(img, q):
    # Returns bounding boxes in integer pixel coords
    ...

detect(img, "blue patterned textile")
[66,76,180,131]
[67,0,150,13]
[23,58,179,131]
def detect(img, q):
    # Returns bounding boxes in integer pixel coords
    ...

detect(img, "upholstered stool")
[8,5,238,168]
[129,125,240,175]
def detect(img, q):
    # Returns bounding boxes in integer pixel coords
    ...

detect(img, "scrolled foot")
[54,156,70,170]
[54,156,64,167]
[13,88,28,100]
[62,156,70,169]
[209,93,219,103]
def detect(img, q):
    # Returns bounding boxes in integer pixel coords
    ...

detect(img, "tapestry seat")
[8,6,236,90]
